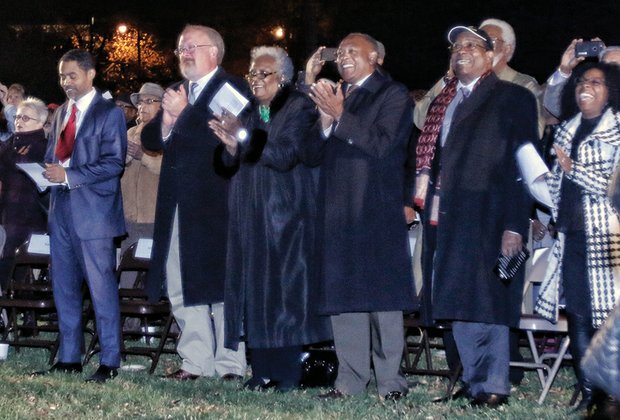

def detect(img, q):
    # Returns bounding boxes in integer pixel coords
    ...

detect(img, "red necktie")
[56,104,78,161]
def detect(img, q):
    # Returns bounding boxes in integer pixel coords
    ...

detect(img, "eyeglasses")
[117,104,134,110]
[14,114,38,123]
[137,98,161,105]
[174,44,214,56]
[449,42,488,54]
[576,77,606,88]
[245,71,277,81]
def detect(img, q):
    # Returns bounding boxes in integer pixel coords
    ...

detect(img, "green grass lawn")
[0,343,580,419]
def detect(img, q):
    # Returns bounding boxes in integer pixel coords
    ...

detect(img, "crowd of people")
[0,17,620,417]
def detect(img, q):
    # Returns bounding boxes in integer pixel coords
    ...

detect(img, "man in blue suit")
[38,49,127,383]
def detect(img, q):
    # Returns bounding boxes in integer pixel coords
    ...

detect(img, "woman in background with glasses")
[0,97,49,291]
[210,46,331,391]
[536,62,620,415]
[119,82,164,261]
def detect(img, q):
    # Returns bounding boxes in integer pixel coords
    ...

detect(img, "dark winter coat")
[223,88,332,350]
[421,74,537,328]
[0,129,48,256]
[301,70,417,315]
[141,68,251,305]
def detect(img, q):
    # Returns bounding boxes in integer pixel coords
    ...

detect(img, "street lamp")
[116,23,141,81]
[273,26,285,41]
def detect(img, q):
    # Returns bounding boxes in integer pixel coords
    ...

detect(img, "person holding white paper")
[141,25,251,382]
[0,97,49,291]
[210,46,331,391]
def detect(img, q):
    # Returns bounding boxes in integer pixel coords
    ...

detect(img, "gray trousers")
[166,208,246,377]
[331,311,408,396]
[452,321,510,397]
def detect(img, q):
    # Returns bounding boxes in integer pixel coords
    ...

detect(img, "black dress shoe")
[384,391,406,401]
[467,393,509,408]
[32,362,83,376]
[316,388,347,400]
[432,386,471,403]
[221,373,244,382]
[85,365,118,383]
[590,396,620,420]
[244,377,277,391]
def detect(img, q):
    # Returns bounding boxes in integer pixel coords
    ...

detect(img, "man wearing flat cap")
[115,93,138,129]
[120,82,164,259]
[416,26,537,407]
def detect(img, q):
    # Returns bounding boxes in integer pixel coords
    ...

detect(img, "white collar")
[190,66,219,91]
[456,77,479,92]
[69,87,97,113]
[352,73,372,88]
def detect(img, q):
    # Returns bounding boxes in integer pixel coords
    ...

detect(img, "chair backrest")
[522,247,551,314]
[519,313,568,333]
[117,242,150,290]
[11,240,51,288]
[14,241,51,269]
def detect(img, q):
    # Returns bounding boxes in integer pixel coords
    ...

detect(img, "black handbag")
[299,349,338,388]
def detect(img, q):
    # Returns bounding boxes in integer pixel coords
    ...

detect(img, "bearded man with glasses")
[141,24,251,382]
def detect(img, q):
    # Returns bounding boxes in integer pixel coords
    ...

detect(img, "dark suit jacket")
[421,74,537,327]
[141,68,251,306]
[45,92,127,240]
[301,70,417,315]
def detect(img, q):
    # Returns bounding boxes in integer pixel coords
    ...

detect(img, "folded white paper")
[134,238,153,260]
[28,234,50,255]
[16,163,56,192]
[209,82,249,117]
[517,142,553,208]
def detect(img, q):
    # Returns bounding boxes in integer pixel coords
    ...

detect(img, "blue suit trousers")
[50,189,121,367]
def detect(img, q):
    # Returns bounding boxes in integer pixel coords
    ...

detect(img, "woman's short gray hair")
[250,46,294,84]
[18,97,48,123]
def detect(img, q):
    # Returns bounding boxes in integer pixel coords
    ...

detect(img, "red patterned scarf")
[414,77,458,213]
[414,71,492,225]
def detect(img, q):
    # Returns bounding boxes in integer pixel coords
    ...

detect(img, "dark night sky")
[2,0,619,99]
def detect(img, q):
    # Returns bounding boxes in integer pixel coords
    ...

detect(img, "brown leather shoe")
[221,373,243,381]
[162,369,200,381]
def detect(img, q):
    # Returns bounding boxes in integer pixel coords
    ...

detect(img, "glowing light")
[273,26,285,40]
[117,24,128,34]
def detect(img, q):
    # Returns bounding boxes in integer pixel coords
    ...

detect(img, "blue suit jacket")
[45,91,127,240]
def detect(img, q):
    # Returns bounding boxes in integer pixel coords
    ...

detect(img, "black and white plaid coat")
[536,108,620,328]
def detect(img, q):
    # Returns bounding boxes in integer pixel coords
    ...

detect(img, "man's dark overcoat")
[420,74,537,328]
[302,70,417,315]
[141,68,251,306]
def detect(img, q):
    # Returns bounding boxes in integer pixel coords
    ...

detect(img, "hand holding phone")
[575,41,605,58]
[320,48,338,62]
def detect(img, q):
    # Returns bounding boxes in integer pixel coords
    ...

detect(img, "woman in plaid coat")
[536,62,620,413]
